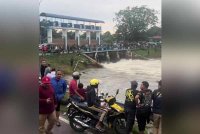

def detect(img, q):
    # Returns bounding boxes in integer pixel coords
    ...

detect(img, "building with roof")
[40,12,104,51]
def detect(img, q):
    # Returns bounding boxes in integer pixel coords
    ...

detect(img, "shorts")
[153,113,162,128]
[56,101,61,112]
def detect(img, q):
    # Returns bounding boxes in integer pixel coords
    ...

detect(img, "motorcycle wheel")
[69,112,87,132]
[113,116,126,134]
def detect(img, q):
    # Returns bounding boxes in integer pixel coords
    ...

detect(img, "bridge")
[81,48,135,62]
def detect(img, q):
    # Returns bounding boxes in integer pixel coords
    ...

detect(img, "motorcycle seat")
[76,102,88,107]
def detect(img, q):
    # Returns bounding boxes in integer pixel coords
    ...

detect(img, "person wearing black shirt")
[124,81,139,134]
[135,81,152,134]
[40,60,47,78]
[86,79,107,132]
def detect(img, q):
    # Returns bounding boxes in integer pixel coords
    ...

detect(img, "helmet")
[72,71,80,80]
[42,76,51,84]
[90,79,99,86]
[72,71,79,76]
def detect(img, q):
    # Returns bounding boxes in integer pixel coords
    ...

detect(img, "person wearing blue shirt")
[51,70,67,127]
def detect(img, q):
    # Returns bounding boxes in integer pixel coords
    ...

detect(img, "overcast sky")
[39,0,161,33]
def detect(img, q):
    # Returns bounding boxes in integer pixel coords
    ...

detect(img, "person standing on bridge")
[39,76,57,134]
[51,70,67,127]
[124,81,139,134]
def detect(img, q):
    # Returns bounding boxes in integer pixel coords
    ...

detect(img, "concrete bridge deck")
[83,49,132,54]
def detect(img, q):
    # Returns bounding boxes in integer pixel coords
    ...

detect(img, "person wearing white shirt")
[46,68,56,78]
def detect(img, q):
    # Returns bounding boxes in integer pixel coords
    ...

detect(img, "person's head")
[158,80,162,89]
[41,60,46,65]
[131,80,138,90]
[140,81,149,90]
[56,70,63,80]
[51,68,56,72]
[90,79,99,88]
[78,83,84,89]
[41,76,51,88]
[72,71,80,80]
[47,64,51,67]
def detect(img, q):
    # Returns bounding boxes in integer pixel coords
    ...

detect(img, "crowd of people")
[39,60,67,134]
[39,59,162,134]
[124,80,162,134]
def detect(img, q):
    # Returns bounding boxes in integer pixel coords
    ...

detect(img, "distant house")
[148,36,162,42]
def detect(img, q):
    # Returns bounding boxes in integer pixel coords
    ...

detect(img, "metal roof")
[40,12,104,23]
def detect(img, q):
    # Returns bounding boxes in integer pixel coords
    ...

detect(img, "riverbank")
[39,53,102,75]
[132,47,161,59]
[39,48,161,75]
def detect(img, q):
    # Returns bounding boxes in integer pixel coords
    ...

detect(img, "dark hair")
[51,68,56,71]
[131,81,138,89]
[158,80,162,86]
[142,81,149,88]
[73,75,80,80]
[56,69,63,73]
[78,83,83,89]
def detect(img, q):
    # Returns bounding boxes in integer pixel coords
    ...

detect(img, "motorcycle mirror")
[101,93,104,96]
[106,93,108,96]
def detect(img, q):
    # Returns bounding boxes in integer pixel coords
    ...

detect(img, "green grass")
[39,48,161,74]
[60,92,70,113]
[132,125,149,134]
[39,53,92,75]
[133,47,161,59]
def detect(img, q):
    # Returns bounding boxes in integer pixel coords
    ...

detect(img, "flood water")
[65,59,161,103]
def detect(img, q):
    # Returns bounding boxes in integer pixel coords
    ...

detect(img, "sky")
[39,0,161,33]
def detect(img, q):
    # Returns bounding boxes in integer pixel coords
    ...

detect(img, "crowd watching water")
[39,59,161,134]
[39,41,161,54]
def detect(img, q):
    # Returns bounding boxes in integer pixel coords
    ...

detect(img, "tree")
[80,33,86,39]
[40,19,48,43]
[52,29,62,39]
[101,31,114,45]
[90,32,96,40]
[40,19,62,43]
[114,6,158,42]
[67,31,75,39]
[146,26,161,37]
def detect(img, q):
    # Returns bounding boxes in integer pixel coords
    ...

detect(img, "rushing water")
[65,59,161,103]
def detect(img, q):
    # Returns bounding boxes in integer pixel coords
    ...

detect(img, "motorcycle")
[68,89,126,134]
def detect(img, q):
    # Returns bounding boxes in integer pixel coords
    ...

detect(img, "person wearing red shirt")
[39,76,57,134]
[77,83,86,100]
[69,72,84,101]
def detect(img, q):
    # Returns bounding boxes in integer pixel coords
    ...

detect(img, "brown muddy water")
[65,59,161,103]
